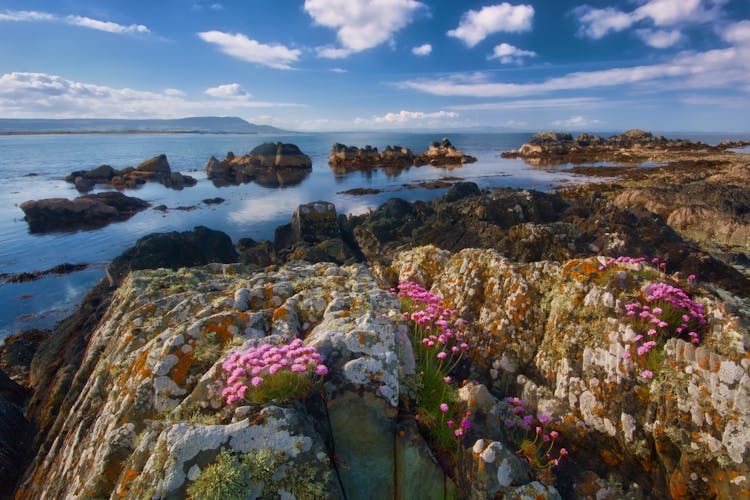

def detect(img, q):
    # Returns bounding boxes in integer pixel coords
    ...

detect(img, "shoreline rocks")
[329,138,477,173]
[65,154,197,192]
[19,191,150,233]
[501,129,711,164]
[206,142,312,187]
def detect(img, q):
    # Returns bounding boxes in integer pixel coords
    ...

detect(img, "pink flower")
[291,364,306,373]
[443,376,452,383]
[437,352,447,360]
[447,420,455,428]
[538,414,550,424]
[550,431,559,439]
[269,364,282,375]
[688,274,696,281]
[461,419,471,430]
[640,370,654,379]
[440,403,449,413]
[316,364,329,376]
[622,352,631,359]
[560,448,568,456]
[251,376,263,387]
[454,428,464,438]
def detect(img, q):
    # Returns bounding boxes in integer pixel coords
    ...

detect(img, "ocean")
[1,130,748,338]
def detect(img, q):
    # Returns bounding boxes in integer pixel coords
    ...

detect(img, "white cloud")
[198,31,301,69]
[0,72,300,118]
[204,83,251,99]
[447,3,534,47]
[0,10,55,22]
[0,9,150,35]
[573,6,635,39]
[354,109,460,128]
[636,28,683,48]
[399,39,750,98]
[488,43,536,64]
[551,115,601,128]
[448,97,605,111]
[330,68,348,73]
[305,0,425,57]
[65,15,149,34]
[412,43,432,56]
[575,0,724,46]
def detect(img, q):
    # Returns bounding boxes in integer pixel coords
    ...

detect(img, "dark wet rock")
[238,240,275,267]
[19,192,149,233]
[337,187,384,195]
[65,156,196,191]
[3,263,89,284]
[0,330,47,388]
[440,181,481,203]
[206,143,312,187]
[329,138,477,173]
[153,204,168,212]
[202,197,225,205]
[273,201,362,265]
[0,368,32,497]
[107,226,238,284]
[501,129,708,164]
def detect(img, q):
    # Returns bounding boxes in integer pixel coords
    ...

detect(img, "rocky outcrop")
[15,261,464,499]
[329,138,477,173]
[65,155,197,191]
[19,191,150,233]
[388,247,750,499]
[349,182,749,294]
[501,129,709,164]
[0,369,32,497]
[206,142,312,187]
[272,201,363,265]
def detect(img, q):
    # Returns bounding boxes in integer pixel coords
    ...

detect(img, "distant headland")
[0,116,288,135]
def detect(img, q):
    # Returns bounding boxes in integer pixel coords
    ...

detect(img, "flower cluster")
[397,280,469,369]
[221,339,328,405]
[395,280,473,454]
[503,397,568,470]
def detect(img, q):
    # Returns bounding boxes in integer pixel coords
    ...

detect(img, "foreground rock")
[501,129,710,164]
[206,142,312,187]
[65,154,197,191]
[0,369,32,497]
[329,138,477,173]
[19,191,149,233]
[388,247,750,499]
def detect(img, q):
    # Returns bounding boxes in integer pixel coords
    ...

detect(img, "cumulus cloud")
[447,3,534,47]
[305,0,425,57]
[0,9,150,35]
[488,43,536,64]
[574,0,724,46]
[204,83,251,99]
[399,34,750,98]
[551,115,601,128]
[198,31,301,69]
[412,43,432,56]
[0,72,300,118]
[354,109,460,127]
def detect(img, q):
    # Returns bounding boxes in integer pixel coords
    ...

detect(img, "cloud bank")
[197,31,301,69]
[0,9,149,35]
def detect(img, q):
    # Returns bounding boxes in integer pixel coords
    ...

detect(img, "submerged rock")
[206,143,312,187]
[19,191,150,233]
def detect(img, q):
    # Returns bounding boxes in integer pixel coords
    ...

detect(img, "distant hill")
[0,117,288,134]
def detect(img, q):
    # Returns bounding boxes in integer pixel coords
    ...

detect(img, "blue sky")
[0,0,749,132]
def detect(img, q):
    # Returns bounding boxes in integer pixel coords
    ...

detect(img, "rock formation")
[501,129,710,164]
[19,191,150,233]
[65,154,197,191]
[329,138,477,173]
[206,142,312,187]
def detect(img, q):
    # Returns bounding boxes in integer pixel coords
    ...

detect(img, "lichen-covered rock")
[391,247,750,499]
[65,155,197,191]
[329,138,476,173]
[16,260,440,499]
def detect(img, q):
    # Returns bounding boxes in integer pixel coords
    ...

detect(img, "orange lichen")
[600,449,619,466]
[169,351,193,387]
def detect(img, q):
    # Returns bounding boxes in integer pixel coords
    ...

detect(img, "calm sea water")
[1,131,748,338]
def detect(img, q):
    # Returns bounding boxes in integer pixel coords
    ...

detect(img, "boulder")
[107,226,239,284]
[19,192,150,233]
[329,139,476,172]
[0,369,32,497]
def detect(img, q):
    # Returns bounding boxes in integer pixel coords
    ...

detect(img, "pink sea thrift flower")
[440,403,449,413]
[251,376,263,387]
[641,370,654,379]
[316,365,329,376]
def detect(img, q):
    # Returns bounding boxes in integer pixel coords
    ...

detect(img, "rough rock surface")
[0,369,32,497]
[15,261,449,499]
[390,247,750,499]
[65,154,197,191]
[329,138,477,173]
[206,142,312,187]
[19,191,150,233]
[501,130,710,164]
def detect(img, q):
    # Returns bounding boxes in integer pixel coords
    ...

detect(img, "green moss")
[192,331,227,366]
[187,450,251,500]
[278,460,333,499]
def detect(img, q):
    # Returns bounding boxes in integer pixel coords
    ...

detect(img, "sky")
[0,0,749,132]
